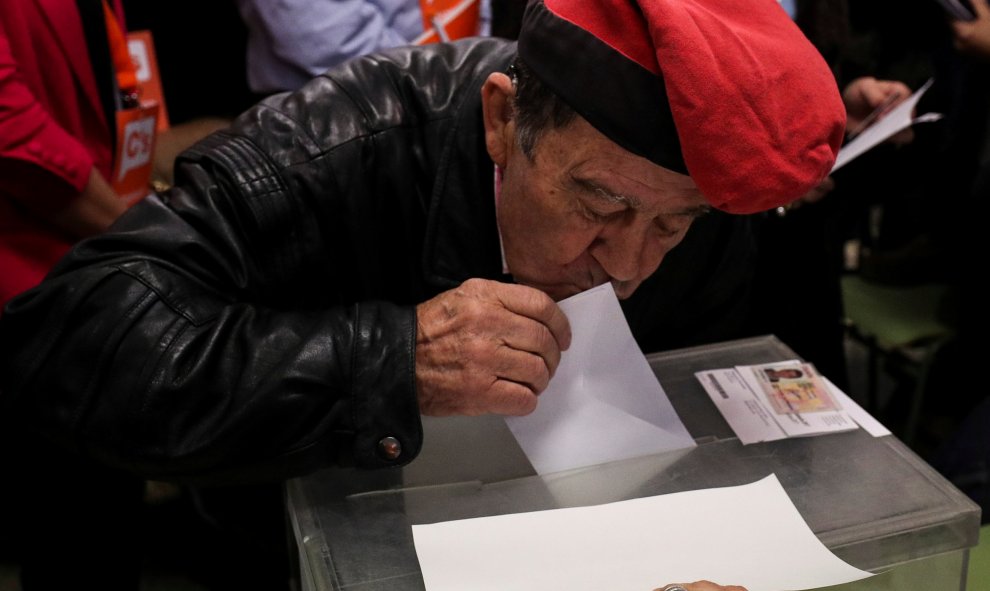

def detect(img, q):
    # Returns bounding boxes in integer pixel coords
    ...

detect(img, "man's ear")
[481,72,516,168]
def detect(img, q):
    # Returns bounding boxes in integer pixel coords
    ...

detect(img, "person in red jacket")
[0,3,146,589]
[0,0,129,308]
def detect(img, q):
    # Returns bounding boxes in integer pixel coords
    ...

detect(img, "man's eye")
[653,216,683,237]
[581,206,608,222]
[580,202,621,223]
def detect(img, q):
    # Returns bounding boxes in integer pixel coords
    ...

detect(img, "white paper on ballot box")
[412,474,874,591]
[505,283,695,475]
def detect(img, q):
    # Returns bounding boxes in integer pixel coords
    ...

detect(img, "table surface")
[287,336,981,591]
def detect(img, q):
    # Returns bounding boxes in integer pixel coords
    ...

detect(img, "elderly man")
[0,0,842,483]
[1,2,842,587]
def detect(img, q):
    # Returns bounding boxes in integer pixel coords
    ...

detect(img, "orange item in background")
[415,0,480,44]
[103,0,137,94]
[111,103,158,205]
[127,30,170,131]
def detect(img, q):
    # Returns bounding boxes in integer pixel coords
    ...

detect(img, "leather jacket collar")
[421,50,513,290]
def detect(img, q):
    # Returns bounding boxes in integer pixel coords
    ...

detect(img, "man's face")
[495,116,709,301]
[769,369,804,380]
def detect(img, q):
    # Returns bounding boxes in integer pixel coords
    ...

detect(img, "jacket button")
[26,141,42,155]
[377,436,402,461]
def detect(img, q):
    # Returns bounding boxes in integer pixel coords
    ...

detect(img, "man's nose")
[589,218,666,284]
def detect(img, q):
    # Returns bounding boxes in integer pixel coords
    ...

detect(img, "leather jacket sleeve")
[0,181,421,484]
[0,43,495,483]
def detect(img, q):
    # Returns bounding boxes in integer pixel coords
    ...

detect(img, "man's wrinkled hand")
[415,278,572,417]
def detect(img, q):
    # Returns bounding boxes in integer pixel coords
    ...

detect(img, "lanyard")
[101,0,138,106]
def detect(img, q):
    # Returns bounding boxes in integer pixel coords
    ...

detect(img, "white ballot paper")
[505,283,695,475]
[823,376,892,438]
[696,361,859,445]
[831,78,942,173]
[412,474,874,591]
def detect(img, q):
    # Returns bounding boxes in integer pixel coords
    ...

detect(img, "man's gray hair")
[510,56,578,158]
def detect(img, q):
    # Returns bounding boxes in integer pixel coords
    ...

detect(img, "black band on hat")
[517,0,686,173]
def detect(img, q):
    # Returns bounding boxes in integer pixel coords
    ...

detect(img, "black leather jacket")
[0,39,755,484]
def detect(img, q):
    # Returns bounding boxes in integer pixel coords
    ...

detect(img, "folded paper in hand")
[505,283,695,475]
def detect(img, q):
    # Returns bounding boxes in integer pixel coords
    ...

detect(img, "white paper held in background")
[831,78,942,173]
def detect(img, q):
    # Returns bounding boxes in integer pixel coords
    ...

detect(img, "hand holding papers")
[845,91,904,142]
[505,283,695,475]
[832,79,943,172]
[412,474,874,591]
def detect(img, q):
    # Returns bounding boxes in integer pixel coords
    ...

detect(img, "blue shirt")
[237,0,491,93]
[778,0,798,20]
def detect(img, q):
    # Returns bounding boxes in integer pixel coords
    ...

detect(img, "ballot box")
[285,335,981,590]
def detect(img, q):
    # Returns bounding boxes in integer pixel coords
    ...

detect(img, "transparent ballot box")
[286,336,981,590]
